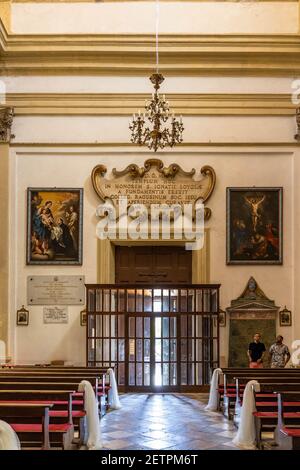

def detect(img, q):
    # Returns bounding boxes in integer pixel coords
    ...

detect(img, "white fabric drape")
[107,368,122,410]
[78,380,102,450]
[205,368,222,411]
[232,380,260,450]
[0,420,21,450]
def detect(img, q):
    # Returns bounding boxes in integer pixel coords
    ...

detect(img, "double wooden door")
[115,245,192,284]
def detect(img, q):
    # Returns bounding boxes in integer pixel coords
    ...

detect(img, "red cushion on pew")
[0,399,83,406]
[49,410,86,418]
[253,412,300,418]
[256,394,277,398]
[253,412,278,418]
[11,424,43,433]
[11,423,72,433]
[1,400,68,405]
[256,402,300,407]
[49,424,73,432]
[281,427,300,437]
[256,402,279,407]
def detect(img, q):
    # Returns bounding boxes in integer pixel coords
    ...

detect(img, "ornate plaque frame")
[91,158,216,220]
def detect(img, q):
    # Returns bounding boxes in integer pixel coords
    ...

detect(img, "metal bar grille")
[86,284,220,391]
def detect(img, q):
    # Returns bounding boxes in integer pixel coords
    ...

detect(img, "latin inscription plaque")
[27,275,85,305]
[43,306,68,324]
[91,158,216,220]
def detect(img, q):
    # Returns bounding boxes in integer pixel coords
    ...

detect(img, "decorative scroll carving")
[0,107,14,143]
[92,158,216,220]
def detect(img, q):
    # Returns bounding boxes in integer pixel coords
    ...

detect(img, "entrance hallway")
[101,394,239,450]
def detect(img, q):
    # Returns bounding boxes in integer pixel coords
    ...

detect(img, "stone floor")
[101,393,240,450]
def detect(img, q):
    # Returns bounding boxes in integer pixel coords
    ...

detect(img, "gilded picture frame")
[219,310,226,327]
[279,307,292,327]
[80,309,87,327]
[226,187,283,265]
[17,305,29,326]
[27,188,83,265]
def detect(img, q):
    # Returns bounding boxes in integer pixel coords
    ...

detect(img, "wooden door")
[115,246,192,284]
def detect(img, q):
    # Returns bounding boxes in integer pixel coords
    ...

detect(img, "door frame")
[97,231,211,284]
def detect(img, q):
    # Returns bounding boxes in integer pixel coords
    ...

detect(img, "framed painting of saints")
[27,188,83,265]
[226,187,283,265]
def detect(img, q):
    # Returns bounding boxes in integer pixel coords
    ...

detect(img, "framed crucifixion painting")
[226,187,283,265]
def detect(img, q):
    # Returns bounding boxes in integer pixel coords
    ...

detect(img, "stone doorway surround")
[97,229,210,285]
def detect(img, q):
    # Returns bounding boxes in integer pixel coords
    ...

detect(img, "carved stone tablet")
[27,275,85,305]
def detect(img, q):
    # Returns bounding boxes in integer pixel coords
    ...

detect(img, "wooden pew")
[0,369,109,393]
[0,370,109,414]
[251,385,300,448]
[275,392,300,450]
[0,379,89,440]
[0,390,75,449]
[226,378,300,448]
[0,402,52,449]
[218,368,300,417]
[222,373,300,420]
[233,376,300,418]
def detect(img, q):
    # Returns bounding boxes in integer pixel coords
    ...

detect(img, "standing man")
[269,335,290,369]
[247,333,266,368]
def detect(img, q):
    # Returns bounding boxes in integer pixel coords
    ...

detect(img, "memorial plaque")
[43,306,68,324]
[27,275,85,305]
[91,158,216,220]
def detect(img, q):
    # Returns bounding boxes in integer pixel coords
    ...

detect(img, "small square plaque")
[43,306,68,324]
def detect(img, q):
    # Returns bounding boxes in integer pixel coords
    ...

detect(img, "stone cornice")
[10,0,299,2]
[6,92,297,116]
[1,18,300,75]
[9,142,300,149]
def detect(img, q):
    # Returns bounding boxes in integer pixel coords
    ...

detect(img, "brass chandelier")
[129,1,184,152]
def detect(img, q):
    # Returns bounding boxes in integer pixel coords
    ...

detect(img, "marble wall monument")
[226,277,279,367]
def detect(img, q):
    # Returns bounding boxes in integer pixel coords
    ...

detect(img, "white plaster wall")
[11,115,296,144]
[10,148,295,365]
[2,76,297,95]
[11,2,298,35]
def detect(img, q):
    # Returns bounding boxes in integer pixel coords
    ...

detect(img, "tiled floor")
[101,393,240,450]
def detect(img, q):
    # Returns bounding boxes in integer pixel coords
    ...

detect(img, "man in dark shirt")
[247,333,266,368]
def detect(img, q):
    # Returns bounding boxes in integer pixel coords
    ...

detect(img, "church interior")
[1,0,300,453]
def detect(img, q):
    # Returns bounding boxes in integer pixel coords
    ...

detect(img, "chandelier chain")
[156,0,160,73]
[129,0,184,152]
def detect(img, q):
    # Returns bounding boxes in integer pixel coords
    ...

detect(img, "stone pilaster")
[0,141,9,362]
[192,228,210,283]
